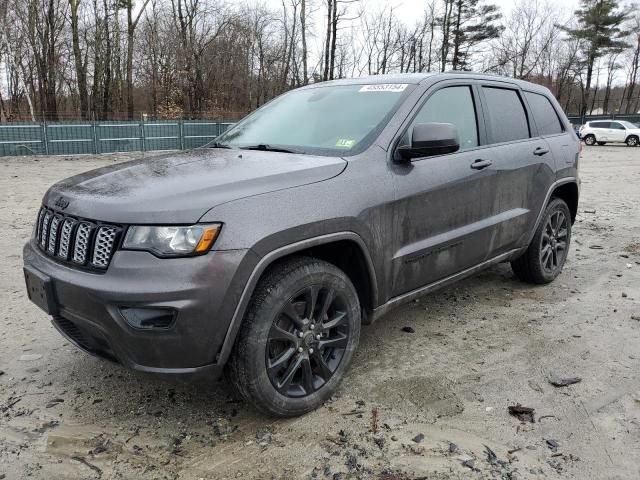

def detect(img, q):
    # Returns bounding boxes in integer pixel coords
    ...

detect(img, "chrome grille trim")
[47,215,62,254]
[57,218,76,260]
[34,207,121,271]
[91,226,117,268]
[72,223,93,264]
[36,208,45,240]
[40,210,53,249]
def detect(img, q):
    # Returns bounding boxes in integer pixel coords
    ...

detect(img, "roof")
[305,72,550,93]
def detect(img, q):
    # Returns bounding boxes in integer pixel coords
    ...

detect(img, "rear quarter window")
[524,91,564,136]
[590,121,610,129]
[482,87,530,143]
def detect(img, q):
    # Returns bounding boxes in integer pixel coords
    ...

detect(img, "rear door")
[476,83,556,253]
[523,90,575,173]
[592,121,611,140]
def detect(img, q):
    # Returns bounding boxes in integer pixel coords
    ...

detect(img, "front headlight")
[122,224,221,257]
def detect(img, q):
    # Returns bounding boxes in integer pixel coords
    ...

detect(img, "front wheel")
[626,136,639,147]
[511,198,571,284]
[583,134,596,146]
[228,257,361,417]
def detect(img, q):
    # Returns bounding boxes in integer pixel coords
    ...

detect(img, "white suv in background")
[579,120,640,147]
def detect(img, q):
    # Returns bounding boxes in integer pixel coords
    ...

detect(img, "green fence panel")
[143,121,181,151]
[46,122,95,155]
[182,121,220,149]
[0,119,237,157]
[96,122,144,153]
[0,123,45,156]
[568,114,640,125]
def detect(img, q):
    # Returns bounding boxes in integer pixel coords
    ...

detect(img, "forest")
[0,0,638,121]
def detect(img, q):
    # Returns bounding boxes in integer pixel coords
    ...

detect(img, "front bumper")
[23,240,256,376]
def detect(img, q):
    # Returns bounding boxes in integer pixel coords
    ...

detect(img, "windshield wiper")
[209,141,232,149]
[240,144,297,154]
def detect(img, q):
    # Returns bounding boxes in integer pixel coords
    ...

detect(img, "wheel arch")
[550,181,579,224]
[525,178,579,248]
[215,232,378,367]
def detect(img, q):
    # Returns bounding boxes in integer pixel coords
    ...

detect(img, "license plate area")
[24,266,58,315]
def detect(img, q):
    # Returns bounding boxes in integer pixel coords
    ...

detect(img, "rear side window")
[590,121,610,129]
[524,92,564,135]
[482,87,530,143]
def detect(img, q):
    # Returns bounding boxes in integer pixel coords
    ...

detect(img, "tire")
[596,141,606,146]
[626,135,639,147]
[511,198,572,284]
[583,134,596,146]
[227,256,361,417]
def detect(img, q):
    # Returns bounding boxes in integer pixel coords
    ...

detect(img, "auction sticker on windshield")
[359,84,408,93]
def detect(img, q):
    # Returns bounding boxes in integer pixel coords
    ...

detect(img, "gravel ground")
[0,146,639,480]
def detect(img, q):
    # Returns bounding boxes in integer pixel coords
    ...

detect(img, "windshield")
[216,83,414,155]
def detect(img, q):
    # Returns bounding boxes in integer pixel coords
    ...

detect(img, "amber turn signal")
[194,225,221,253]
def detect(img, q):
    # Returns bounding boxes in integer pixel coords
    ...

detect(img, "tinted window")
[403,86,479,150]
[524,92,563,135]
[590,121,610,129]
[482,87,530,143]
[610,122,625,130]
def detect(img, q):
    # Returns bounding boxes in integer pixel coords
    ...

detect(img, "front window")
[618,121,636,129]
[215,84,414,156]
[401,85,479,151]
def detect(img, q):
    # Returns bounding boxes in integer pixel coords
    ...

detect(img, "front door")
[390,83,502,298]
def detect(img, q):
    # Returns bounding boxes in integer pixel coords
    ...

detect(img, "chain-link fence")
[0,120,236,157]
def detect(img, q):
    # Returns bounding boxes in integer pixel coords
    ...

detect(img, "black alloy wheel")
[511,198,572,284]
[539,209,569,275]
[266,285,350,397]
[228,256,361,417]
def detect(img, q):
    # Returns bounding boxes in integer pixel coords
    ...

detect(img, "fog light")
[120,307,176,330]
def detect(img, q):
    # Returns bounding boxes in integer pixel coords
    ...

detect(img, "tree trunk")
[581,52,595,117]
[440,0,453,72]
[300,0,308,84]
[329,0,337,79]
[451,0,462,70]
[323,0,332,80]
[70,0,89,119]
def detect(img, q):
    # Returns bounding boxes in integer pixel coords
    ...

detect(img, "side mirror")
[397,122,460,161]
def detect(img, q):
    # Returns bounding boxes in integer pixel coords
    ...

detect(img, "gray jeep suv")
[23,73,580,416]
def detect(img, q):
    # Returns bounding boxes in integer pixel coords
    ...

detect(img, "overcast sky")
[265,0,579,28]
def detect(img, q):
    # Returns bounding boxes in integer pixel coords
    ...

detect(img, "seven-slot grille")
[35,207,121,270]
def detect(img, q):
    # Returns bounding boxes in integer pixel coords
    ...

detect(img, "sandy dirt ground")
[0,146,639,480]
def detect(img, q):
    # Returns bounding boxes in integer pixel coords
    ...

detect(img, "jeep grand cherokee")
[23,73,580,417]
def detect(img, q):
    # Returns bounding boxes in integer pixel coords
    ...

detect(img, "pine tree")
[441,0,502,71]
[560,0,629,116]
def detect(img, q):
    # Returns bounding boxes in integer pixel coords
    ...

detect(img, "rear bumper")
[23,240,257,376]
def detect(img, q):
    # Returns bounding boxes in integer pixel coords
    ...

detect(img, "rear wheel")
[626,135,639,147]
[511,198,571,284]
[583,134,596,146]
[228,256,361,417]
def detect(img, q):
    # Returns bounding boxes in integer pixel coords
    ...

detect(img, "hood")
[43,149,347,224]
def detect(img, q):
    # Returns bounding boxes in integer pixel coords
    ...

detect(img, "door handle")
[470,159,492,170]
[533,146,549,156]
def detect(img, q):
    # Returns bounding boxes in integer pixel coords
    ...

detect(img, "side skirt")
[366,248,521,324]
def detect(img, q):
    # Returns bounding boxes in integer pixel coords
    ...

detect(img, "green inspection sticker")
[335,138,357,149]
